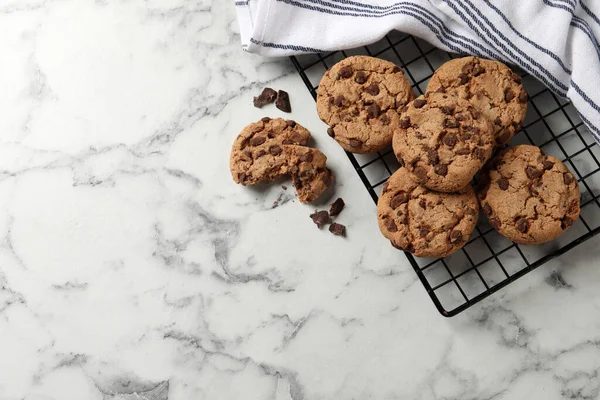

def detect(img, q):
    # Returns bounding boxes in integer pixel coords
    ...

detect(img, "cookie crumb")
[282,185,287,190]
[329,223,346,237]
[253,88,277,108]
[329,198,345,216]
[310,210,331,229]
[276,90,292,113]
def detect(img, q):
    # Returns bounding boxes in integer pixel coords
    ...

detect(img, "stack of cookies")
[317,56,581,257]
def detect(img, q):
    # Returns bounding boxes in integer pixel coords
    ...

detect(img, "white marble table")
[3,1,600,399]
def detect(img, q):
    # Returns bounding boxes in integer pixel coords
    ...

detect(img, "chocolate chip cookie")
[427,56,527,146]
[377,167,479,258]
[393,92,495,192]
[284,145,334,203]
[316,56,415,153]
[230,117,311,185]
[477,145,580,245]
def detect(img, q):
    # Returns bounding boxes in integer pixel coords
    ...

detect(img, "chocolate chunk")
[449,230,463,244]
[413,166,429,182]
[473,147,486,161]
[472,65,485,76]
[426,148,440,165]
[563,173,575,185]
[365,83,380,96]
[435,86,446,93]
[329,198,345,216]
[419,227,430,238]
[543,160,554,170]
[444,118,459,128]
[512,73,523,84]
[482,203,493,216]
[290,132,306,144]
[390,192,408,209]
[399,118,411,129]
[385,218,397,232]
[406,243,416,253]
[467,106,480,119]
[494,117,502,126]
[286,120,296,128]
[253,88,277,108]
[339,66,353,79]
[261,117,271,123]
[440,105,455,115]
[367,104,381,118]
[269,145,282,156]
[249,135,266,146]
[526,166,542,179]
[458,73,470,85]
[413,99,426,108]
[329,223,346,237]
[516,218,529,233]
[349,138,362,148]
[419,198,427,209]
[255,149,267,158]
[496,129,512,145]
[267,130,276,138]
[504,89,515,102]
[242,150,252,160]
[519,90,528,104]
[528,181,542,196]
[282,139,293,145]
[561,217,573,229]
[276,90,292,113]
[334,95,345,108]
[498,178,509,190]
[442,133,458,147]
[327,127,335,138]
[434,164,448,176]
[300,152,313,163]
[354,71,368,84]
[310,210,331,229]
[455,148,471,156]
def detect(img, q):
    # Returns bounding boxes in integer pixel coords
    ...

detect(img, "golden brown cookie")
[393,92,495,193]
[316,56,415,153]
[427,56,527,146]
[477,145,580,245]
[284,145,334,203]
[230,117,311,185]
[377,167,479,258]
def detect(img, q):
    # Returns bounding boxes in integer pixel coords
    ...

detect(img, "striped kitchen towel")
[234,0,600,143]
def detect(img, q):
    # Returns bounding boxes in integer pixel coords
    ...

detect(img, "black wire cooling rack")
[290,31,600,317]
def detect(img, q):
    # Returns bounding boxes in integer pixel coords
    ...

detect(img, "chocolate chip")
[329,198,345,217]
[385,218,398,232]
[434,164,448,176]
[494,117,502,126]
[413,98,427,108]
[516,218,529,233]
[455,148,471,156]
[413,166,428,182]
[242,150,252,159]
[458,73,470,85]
[504,89,515,102]
[253,88,277,108]
[543,160,554,170]
[310,210,331,229]
[526,166,542,179]
[390,192,408,209]
[496,129,512,145]
[435,86,446,93]
[419,227,429,238]
[282,139,293,145]
[354,71,368,84]
[419,199,427,209]
[519,90,528,104]
[426,148,440,165]
[392,66,402,73]
[276,90,292,113]
[473,147,486,161]
[449,230,463,244]
[406,243,416,253]
[261,117,271,123]
[365,83,380,96]
[489,217,501,229]
[269,145,282,156]
[482,203,493,216]
[290,132,306,144]
[512,73,523,84]
[334,95,345,107]
[249,135,266,146]
[455,113,467,121]
[349,138,362,148]
[498,178,509,190]
[267,130,276,139]
[561,217,573,229]
[468,106,480,119]
[368,104,381,119]
[399,118,411,129]
[442,133,458,148]
[472,65,485,76]
[300,152,313,163]
[329,223,346,236]
[443,118,459,129]
[327,127,335,138]
[440,105,455,115]
[563,173,575,185]
[380,114,390,125]
[286,120,296,128]
[339,66,353,79]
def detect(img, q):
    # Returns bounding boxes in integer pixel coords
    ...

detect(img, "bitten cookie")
[316,56,415,153]
[284,145,334,203]
[393,92,495,193]
[477,145,580,245]
[377,167,479,258]
[230,117,311,185]
[427,56,528,146]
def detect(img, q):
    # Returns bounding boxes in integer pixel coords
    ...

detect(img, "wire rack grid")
[290,31,600,317]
